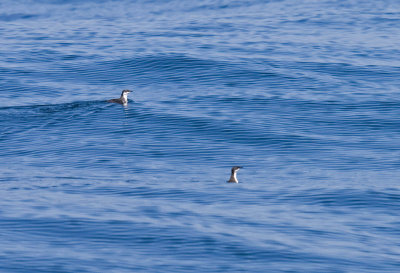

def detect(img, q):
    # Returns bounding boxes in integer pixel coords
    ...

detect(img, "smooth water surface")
[1,0,400,272]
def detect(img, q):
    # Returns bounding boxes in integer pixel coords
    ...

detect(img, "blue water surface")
[1,0,400,272]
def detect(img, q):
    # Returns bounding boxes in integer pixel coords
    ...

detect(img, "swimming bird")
[228,166,242,183]
[107,90,132,105]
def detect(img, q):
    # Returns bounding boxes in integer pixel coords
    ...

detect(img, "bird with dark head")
[228,166,242,183]
[107,89,132,105]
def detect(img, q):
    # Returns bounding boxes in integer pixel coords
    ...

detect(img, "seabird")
[107,90,132,105]
[228,166,242,183]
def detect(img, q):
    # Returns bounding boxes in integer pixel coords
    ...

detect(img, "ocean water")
[1,0,400,272]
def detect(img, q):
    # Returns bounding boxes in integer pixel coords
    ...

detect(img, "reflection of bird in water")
[228,166,242,183]
[107,90,132,105]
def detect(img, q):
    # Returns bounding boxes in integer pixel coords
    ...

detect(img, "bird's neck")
[120,93,128,103]
[228,172,238,183]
